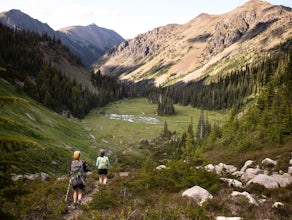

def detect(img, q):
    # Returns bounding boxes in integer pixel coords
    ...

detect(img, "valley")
[0,0,292,219]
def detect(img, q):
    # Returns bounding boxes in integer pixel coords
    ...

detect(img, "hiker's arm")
[83,161,90,172]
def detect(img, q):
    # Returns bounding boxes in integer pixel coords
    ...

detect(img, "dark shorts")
[72,183,85,190]
[98,169,108,175]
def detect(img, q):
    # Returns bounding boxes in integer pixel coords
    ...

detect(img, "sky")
[1,0,292,39]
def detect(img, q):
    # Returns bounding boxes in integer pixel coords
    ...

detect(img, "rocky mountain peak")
[93,0,292,86]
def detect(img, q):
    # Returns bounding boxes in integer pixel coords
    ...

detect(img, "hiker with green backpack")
[69,150,89,209]
[96,149,110,185]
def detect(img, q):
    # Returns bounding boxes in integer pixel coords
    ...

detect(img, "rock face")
[93,0,292,86]
[182,185,213,206]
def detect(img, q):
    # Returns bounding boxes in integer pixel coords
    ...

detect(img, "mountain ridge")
[93,0,292,86]
[0,9,124,67]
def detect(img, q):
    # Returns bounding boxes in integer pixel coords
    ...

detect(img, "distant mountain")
[0,9,56,38]
[93,0,292,86]
[0,9,124,67]
[58,24,124,67]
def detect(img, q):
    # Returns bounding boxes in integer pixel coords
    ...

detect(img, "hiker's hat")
[100,149,105,153]
[73,150,81,159]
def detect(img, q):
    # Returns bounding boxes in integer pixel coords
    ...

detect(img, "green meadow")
[83,98,227,152]
[1,79,227,173]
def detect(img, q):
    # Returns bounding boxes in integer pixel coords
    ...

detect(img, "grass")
[82,98,227,153]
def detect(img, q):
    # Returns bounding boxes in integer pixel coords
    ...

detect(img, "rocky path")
[63,182,99,220]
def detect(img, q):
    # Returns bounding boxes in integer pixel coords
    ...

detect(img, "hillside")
[93,0,292,86]
[0,9,124,67]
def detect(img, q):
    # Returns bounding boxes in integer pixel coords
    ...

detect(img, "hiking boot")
[68,202,78,210]
[77,199,81,205]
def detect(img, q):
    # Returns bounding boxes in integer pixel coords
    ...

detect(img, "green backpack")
[70,160,86,187]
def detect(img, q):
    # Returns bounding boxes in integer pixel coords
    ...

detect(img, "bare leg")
[99,174,105,184]
[77,189,83,202]
[73,190,78,203]
[103,175,107,185]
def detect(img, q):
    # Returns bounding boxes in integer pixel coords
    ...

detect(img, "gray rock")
[247,174,279,189]
[220,178,243,188]
[241,166,261,182]
[272,202,284,208]
[24,173,39,180]
[262,158,277,166]
[11,174,23,181]
[240,160,254,172]
[271,173,292,187]
[40,172,50,181]
[182,185,213,206]
[231,191,258,205]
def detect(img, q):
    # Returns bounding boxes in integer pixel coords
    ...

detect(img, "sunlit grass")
[82,98,227,153]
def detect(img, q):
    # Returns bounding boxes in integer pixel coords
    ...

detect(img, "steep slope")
[58,24,124,67]
[93,0,292,86]
[0,9,124,67]
[0,9,55,38]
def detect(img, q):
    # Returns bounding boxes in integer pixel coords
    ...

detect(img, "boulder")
[241,168,259,182]
[205,164,215,172]
[241,166,261,182]
[156,165,167,170]
[24,173,39,180]
[272,202,284,208]
[182,185,213,206]
[231,191,258,205]
[247,174,279,189]
[288,166,292,174]
[215,163,237,175]
[289,158,292,166]
[119,172,130,177]
[40,172,50,181]
[240,160,254,172]
[271,173,292,187]
[232,171,244,177]
[262,158,277,166]
[220,178,243,188]
[11,174,23,181]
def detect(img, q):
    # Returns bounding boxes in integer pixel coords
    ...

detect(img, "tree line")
[0,24,130,118]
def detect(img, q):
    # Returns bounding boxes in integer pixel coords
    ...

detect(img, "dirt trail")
[63,182,99,220]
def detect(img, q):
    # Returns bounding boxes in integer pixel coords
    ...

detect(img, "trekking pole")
[65,180,71,202]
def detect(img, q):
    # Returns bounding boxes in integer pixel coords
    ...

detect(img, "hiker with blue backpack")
[96,149,110,185]
[69,150,89,209]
